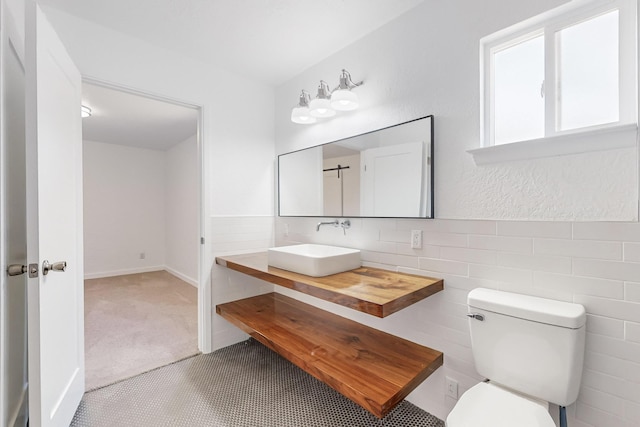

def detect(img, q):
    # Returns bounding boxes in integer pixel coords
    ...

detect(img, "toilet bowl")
[446,288,586,427]
[446,382,555,427]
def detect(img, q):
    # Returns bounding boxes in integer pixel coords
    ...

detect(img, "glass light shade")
[309,98,336,118]
[291,106,317,124]
[330,89,359,111]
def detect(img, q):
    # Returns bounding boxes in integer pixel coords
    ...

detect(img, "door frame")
[80,77,211,353]
[0,0,29,424]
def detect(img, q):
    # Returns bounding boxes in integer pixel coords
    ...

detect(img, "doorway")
[80,81,202,389]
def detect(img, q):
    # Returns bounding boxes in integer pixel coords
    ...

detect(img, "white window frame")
[472,0,637,165]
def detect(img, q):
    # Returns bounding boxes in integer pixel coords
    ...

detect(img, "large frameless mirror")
[278,115,434,218]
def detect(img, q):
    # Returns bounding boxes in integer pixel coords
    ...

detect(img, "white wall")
[83,140,166,277]
[165,134,198,285]
[272,1,640,426]
[84,136,200,283]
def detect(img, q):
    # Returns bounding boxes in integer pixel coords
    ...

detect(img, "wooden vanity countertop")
[215,252,443,317]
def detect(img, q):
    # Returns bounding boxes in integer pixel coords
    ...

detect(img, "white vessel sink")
[267,244,361,277]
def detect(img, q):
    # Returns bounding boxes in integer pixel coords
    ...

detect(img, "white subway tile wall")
[626,282,640,302]
[210,216,275,350]
[625,243,640,262]
[258,217,640,426]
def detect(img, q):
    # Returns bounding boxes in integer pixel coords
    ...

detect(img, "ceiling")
[43,0,425,150]
[81,83,198,150]
[39,0,424,86]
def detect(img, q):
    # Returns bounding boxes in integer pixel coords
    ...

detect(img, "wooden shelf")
[216,292,443,418]
[215,252,443,317]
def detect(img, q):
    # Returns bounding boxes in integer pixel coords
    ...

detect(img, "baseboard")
[84,265,164,280]
[8,382,28,427]
[164,266,198,288]
[84,265,198,287]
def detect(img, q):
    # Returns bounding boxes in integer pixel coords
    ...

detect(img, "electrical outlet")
[411,230,423,249]
[140,252,146,260]
[445,376,459,399]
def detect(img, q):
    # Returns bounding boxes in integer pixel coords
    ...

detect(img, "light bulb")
[330,90,359,111]
[291,106,316,124]
[309,98,336,118]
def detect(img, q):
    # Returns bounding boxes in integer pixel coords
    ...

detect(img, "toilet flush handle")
[467,313,485,321]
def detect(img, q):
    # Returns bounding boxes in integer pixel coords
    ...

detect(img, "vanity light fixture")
[290,69,364,124]
[309,80,336,118]
[81,105,92,118]
[290,90,317,124]
[330,69,363,111]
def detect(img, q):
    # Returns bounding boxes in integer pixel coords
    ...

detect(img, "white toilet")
[446,288,586,427]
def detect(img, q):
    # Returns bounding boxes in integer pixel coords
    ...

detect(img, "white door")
[360,141,424,217]
[25,4,84,426]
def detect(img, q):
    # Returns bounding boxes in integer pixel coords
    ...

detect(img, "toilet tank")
[467,288,586,406]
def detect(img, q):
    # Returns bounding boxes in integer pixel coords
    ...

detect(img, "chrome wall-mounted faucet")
[316,219,339,231]
[316,219,351,235]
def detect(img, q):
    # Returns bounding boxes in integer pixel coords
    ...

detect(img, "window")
[493,33,545,145]
[558,10,620,131]
[479,0,636,154]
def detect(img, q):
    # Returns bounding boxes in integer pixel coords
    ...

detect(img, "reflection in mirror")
[278,115,434,218]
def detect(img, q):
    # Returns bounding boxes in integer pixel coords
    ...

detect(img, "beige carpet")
[84,270,199,390]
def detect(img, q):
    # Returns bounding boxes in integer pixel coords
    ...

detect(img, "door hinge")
[200,237,205,245]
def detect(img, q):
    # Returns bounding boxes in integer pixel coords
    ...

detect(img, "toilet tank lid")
[468,288,586,329]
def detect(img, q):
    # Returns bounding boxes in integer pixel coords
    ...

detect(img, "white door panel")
[26,3,84,426]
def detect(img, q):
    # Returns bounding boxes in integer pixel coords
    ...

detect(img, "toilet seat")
[446,382,556,427]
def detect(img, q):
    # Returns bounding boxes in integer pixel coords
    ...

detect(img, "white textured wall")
[83,141,166,277]
[272,1,640,426]
[165,134,198,286]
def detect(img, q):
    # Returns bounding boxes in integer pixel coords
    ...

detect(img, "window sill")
[468,123,638,165]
